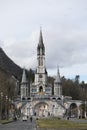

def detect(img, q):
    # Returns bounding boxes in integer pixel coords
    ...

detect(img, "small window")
[46,88,50,92]
[22,97,25,100]
[32,88,36,92]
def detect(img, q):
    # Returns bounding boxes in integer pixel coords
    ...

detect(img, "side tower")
[21,68,28,99]
[54,68,62,97]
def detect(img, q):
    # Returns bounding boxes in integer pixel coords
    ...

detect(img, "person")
[67,116,69,120]
[14,116,17,121]
[30,116,32,122]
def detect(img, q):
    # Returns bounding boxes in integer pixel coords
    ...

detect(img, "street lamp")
[0,92,3,120]
[29,104,31,117]
[27,107,29,117]
[5,96,8,119]
[8,98,11,118]
[52,105,55,116]
[85,101,86,118]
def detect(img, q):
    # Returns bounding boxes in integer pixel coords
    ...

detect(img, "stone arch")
[39,86,43,92]
[79,103,87,118]
[57,97,61,100]
[69,103,78,117]
[33,102,49,117]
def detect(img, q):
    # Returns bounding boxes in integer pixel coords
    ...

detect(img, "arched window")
[39,86,43,92]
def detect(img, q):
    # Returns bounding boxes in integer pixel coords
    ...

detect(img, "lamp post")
[27,107,30,118]
[8,98,11,118]
[70,106,72,117]
[84,101,86,118]
[29,104,31,117]
[0,92,3,120]
[52,105,55,116]
[5,96,8,119]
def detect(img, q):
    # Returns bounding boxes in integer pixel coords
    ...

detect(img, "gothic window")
[41,57,43,66]
[38,58,40,66]
[45,88,50,92]
[39,74,42,78]
[23,88,25,96]
[39,74,43,82]
[32,88,36,92]
[39,86,43,92]
[58,88,59,94]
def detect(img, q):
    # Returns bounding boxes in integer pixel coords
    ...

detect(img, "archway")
[34,102,49,117]
[79,103,87,118]
[39,86,43,92]
[69,103,78,118]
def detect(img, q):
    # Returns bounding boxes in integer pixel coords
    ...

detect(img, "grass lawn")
[0,119,13,124]
[36,118,87,130]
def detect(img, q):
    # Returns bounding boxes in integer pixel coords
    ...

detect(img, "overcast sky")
[0,0,87,82]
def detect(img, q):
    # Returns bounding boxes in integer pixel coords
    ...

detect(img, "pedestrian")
[30,116,32,122]
[67,116,69,120]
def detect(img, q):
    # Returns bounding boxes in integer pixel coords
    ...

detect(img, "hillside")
[0,47,22,80]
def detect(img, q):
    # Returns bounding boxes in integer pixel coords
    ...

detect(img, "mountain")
[0,47,22,80]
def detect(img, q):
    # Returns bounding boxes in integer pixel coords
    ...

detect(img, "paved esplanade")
[0,119,36,130]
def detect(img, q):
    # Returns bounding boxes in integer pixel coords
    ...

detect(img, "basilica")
[10,30,84,118]
[21,29,62,99]
[20,30,83,118]
[20,29,66,117]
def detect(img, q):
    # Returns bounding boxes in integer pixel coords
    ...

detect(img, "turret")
[54,67,61,84]
[54,67,62,97]
[21,68,27,83]
[21,68,29,99]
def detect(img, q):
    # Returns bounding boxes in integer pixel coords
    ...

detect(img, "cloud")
[45,27,87,68]
[2,31,39,68]
[1,27,87,71]
[0,0,87,81]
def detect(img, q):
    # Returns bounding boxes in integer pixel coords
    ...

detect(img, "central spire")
[37,28,45,55]
[39,27,44,46]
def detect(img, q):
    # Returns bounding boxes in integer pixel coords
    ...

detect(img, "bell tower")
[35,29,47,93]
[30,28,52,96]
[31,29,48,96]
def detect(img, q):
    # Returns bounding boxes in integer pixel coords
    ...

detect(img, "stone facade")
[20,30,67,117]
[20,30,86,118]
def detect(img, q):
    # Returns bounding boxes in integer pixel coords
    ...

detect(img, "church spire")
[21,67,28,99]
[39,27,43,45]
[54,67,62,96]
[55,67,61,83]
[37,28,45,55]
[21,67,27,83]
